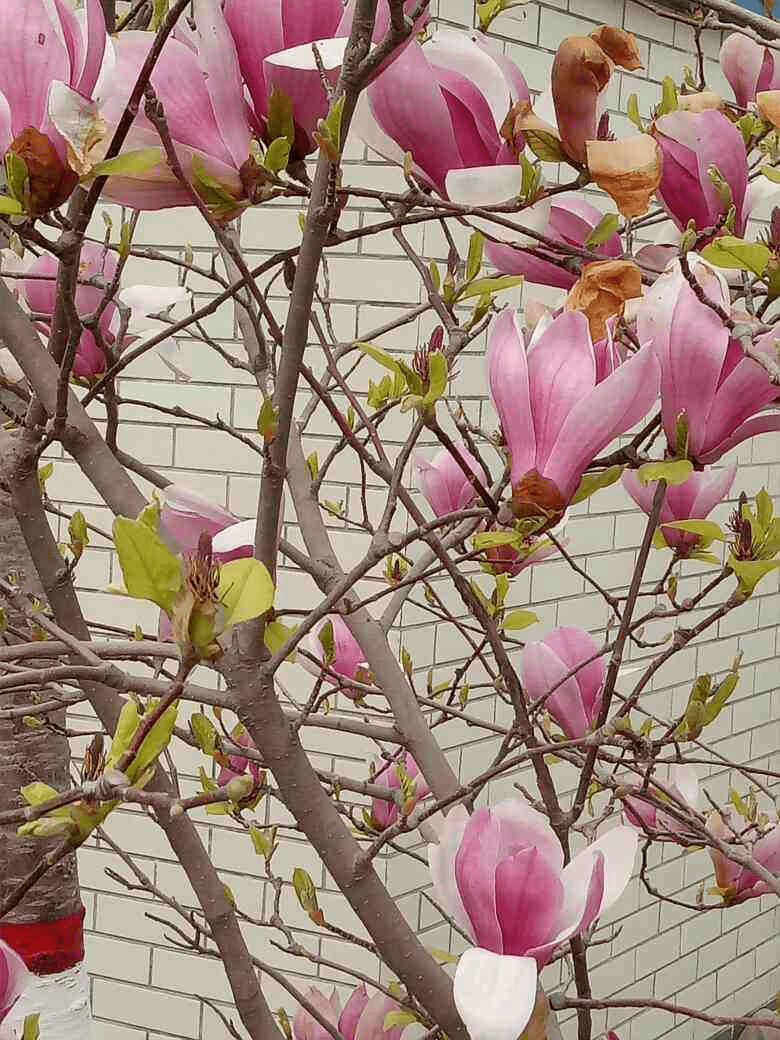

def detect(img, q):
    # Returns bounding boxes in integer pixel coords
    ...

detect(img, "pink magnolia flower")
[653,110,748,236]
[487,308,659,522]
[429,801,637,1040]
[720,33,780,108]
[637,258,780,464]
[160,485,253,560]
[521,626,605,740]
[302,615,370,700]
[293,984,407,1040]
[484,196,623,291]
[94,0,252,210]
[479,524,564,578]
[414,442,485,518]
[217,724,261,787]
[18,244,189,380]
[0,0,106,213]
[623,764,700,834]
[622,465,736,556]
[708,811,780,904]
[370,752,430,829]
[354,28,529,196]
[0,939,28,1024]
[225,0,426,159]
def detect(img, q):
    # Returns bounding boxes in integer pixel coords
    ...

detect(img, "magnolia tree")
[0,0,779,1037]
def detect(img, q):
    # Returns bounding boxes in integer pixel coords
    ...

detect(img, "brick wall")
[59,1,780,1038]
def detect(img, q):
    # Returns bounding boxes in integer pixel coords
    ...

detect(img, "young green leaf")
[585,213,620,250]
[112,516,182,612]
[218,558,274,628]
[89,149,163,180]
[263,137,291,175]
[503,609,539,632]
[466,231,485,282]
[523,129,567,164]
[701,236,771,277]
[571,465,624,504]
[637,459,693,487]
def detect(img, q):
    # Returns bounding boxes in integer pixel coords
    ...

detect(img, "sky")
[733,0,775,13]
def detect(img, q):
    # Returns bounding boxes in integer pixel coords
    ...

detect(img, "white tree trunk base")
[3,962,93,1040]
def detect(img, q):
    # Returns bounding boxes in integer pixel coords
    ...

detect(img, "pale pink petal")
[455,808,503,952]
[426,28,511,137]
[263,37,345,150]
[495,846,564,955]
[521,640,591,740]
[586,825,638,915]
[453,949,537,1040]
[330,615,367,682]
[527,311,596,473]
[487,308,536,485]
[160,485,236,552]
[491,799,564,871]
[0,0,69,138]
[544,346,660,501]
[192,0,251,169]
[338,985,370,1040]
[753,824,780,874]
[0,938,29,1018]
[355,993,404,1040]
[698,412,780,464]
[543,626,605,724]
[669,764,700,810]
[223,0,285,117]
[212,518,255,562]
[687,464,737,519]
[720,33,767,107]
[293,986,340,1040]
[72,0,107,98]
[428,805,473,939]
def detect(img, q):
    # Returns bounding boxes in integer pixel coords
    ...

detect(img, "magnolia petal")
[757,89,780,128]
[264,37,346,146]
[586,825,638,914]
[0,938,29,1018]
[487,308,537,486]
[212,518,255,562]
[551,35,612,165]
[565,259,643,342]
[669,764,701,811]
[428,805,473,939]
[589,26,642,71]
[491,799,565,872]
[721,33,769,107]
[521,640,591,740]
[338,984,370,1040]
[587,135,662,218]
[445,165,551,242]
[453,949,538,1040]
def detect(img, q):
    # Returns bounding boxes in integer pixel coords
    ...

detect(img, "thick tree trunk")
[0,439,93,1037]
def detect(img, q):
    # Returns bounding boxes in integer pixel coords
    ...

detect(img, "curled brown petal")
[589,25,643,71]
[586,134,662,218]
[565,258,643,342]
[552,35,613,165]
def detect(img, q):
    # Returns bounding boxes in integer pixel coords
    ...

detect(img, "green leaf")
[264,137,291,175]
[503,609,539,631]
[571,465,624,505]
[466,231,484,282]
[264,619,297,661]
[702,672,739,725]
[422,351,448,405]
[106,699,140,768]
[316,94,346,160]
[191,154,240,209]
[131,700,179,781]
[626,93,643,131]
[137,496,161,532]
[257,395,278,441]
[357,341,404,379]
[429,260,441,292]
[760,164,780,184]
[384,1011,419,1031]
[89,148,162,180]
[661,520,726,544]
[637,459,693,487]
[472,530,521,550]
[657,76,679,117]
[69,510,89,550]
[292,867,320,917]
[218,558,274,628]
[190,713,217,756]
[0,194,24,214]
[37,462,54,490]
[23,1014,40,1040]
[585,213,620,250]
[20,782,59,807]
[457,274,523,300]
[150,0,169,30]
[729,555,780,596]
[112,516,182,612]
[701,236,771,277]
[523,128,567,163]
[427,946,460,965]
[249,823,277,860]
[318,620,335,664]
[267,88,295,144]
[756,487,774,530]
[5,151,28,204]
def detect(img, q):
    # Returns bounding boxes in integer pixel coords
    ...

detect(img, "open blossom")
[0,0,106,214]
[160,485,255,561]
[414,442,485,518]
[483,195,623,291]
[90,0,252,210]
[429,800,637,1040]
[708,811,780,904]
[720,33,780,107]
[487,308,659,523]
[302,616,370,700]
[293,984,407,1040]
[354,28,529,196]
[653,110,748,236]
[623,465,736,556]
[623,764,700,834]
[225,0,426,159]
[370,753,430,829]
[637,257,780,464]
[18,243,189,380]
[520,626,605,740]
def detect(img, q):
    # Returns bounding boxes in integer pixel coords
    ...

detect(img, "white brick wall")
[57,1,780,1037]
